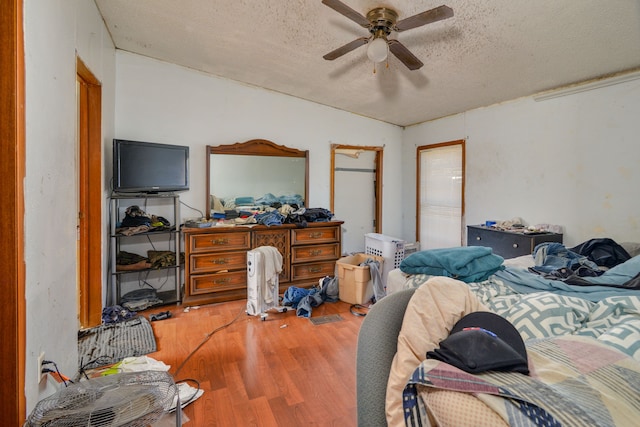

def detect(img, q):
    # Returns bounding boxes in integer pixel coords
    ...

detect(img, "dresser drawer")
[291,260,337,281]
[291,226,340,245]
[189,270,247,295]
[189,251,247,274]
[188,231,251,253]
[291,243,340,264]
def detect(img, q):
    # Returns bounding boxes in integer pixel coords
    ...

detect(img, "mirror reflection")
[206,139,308,218]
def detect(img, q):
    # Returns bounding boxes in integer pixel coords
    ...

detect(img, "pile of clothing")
[282,276,339,318]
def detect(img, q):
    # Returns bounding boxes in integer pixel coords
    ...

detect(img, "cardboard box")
[336,253,385,305]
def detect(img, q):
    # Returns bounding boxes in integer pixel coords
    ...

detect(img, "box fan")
[25,371,178,427]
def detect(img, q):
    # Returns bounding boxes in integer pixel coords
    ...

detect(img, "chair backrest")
[355,288,417,426]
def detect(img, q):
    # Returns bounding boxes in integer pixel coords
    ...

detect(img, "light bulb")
[367,37,388,63]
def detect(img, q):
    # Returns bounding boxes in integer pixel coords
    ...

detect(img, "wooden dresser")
[182,221,343,305]
[467,225,563,258]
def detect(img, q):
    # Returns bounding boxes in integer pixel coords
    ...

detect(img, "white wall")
[114,51,404,236]
[402,77,640,247]
[23,0,115,413]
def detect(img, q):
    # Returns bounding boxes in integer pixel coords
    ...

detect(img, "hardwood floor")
[144,298,367,426]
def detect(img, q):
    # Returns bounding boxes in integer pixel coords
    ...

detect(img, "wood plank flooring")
[144,298,367,426]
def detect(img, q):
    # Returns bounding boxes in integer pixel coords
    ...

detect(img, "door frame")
[1,0,26,423]
[416,140,466,245]
[330,144,383,233]
[76,57,103,328]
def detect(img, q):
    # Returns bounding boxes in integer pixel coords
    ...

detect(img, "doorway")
[331,145,383,254]
[416,140,465,249]
[76,57,103,328]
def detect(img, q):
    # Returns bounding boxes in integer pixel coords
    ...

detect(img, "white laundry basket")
[364,233,405,289]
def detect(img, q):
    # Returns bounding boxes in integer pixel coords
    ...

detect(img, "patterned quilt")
[467,276,640,361]
[404,335,640,426]
[385,259,640,426]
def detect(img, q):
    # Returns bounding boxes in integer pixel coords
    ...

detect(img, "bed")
[356,241,640,426]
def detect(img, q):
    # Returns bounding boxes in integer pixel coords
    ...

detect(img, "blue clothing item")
[235,196,255,205]
[582,254,640,285]
[255,193,279,206]
[102,305,136,324]
[255,210,285,226]
[282,286,317,307]
[296,292,324,318]
[279,194,304,206]
[494,266,640,302]
[532,242,598,273]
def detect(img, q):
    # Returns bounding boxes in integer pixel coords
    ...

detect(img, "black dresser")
[467,225,563,258]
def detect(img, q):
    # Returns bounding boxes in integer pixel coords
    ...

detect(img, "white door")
[334,150,377,254]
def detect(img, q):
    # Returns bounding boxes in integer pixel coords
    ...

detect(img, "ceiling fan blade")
[388,39,424,70]
[323,37,369,60]
[321,0,370,28]
[395,5,454,32]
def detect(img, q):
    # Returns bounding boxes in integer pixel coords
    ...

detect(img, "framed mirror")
[206,139,309,218]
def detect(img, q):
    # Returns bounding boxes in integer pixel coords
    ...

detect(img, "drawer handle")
[310,249,322,256]
[211,258,230,265]
[476,236,481,241]
[309,232,323,239]
[213,278,231,285]
[309,266,322,273]
[512,243,519,248]
[212,238,229,245]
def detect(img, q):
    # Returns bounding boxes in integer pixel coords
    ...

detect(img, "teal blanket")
[399,246,504,282]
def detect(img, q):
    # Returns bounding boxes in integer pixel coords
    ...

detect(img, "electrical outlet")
[37,352,46,384]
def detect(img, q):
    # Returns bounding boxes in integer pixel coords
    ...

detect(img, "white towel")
[254,246,283,304]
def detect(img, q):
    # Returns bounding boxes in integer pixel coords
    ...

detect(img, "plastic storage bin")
[336,253,385,305]
[364,233,405,287]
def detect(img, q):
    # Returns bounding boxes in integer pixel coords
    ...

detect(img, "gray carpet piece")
[78,316,157,370]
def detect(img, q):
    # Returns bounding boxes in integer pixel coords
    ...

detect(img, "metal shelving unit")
[109,193,181,306]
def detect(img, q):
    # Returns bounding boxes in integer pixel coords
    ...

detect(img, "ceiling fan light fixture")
[367,37,388,63]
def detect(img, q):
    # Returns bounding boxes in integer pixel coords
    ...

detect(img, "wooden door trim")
[76,57,103,327]
[1,0,26,423]
[415,139,466,244]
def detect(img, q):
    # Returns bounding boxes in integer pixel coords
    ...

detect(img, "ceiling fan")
[322,0,454,70]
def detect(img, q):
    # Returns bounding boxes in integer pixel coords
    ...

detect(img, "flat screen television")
[113,139,190,193]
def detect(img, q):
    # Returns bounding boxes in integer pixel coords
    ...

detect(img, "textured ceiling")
[95,0,640,127]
